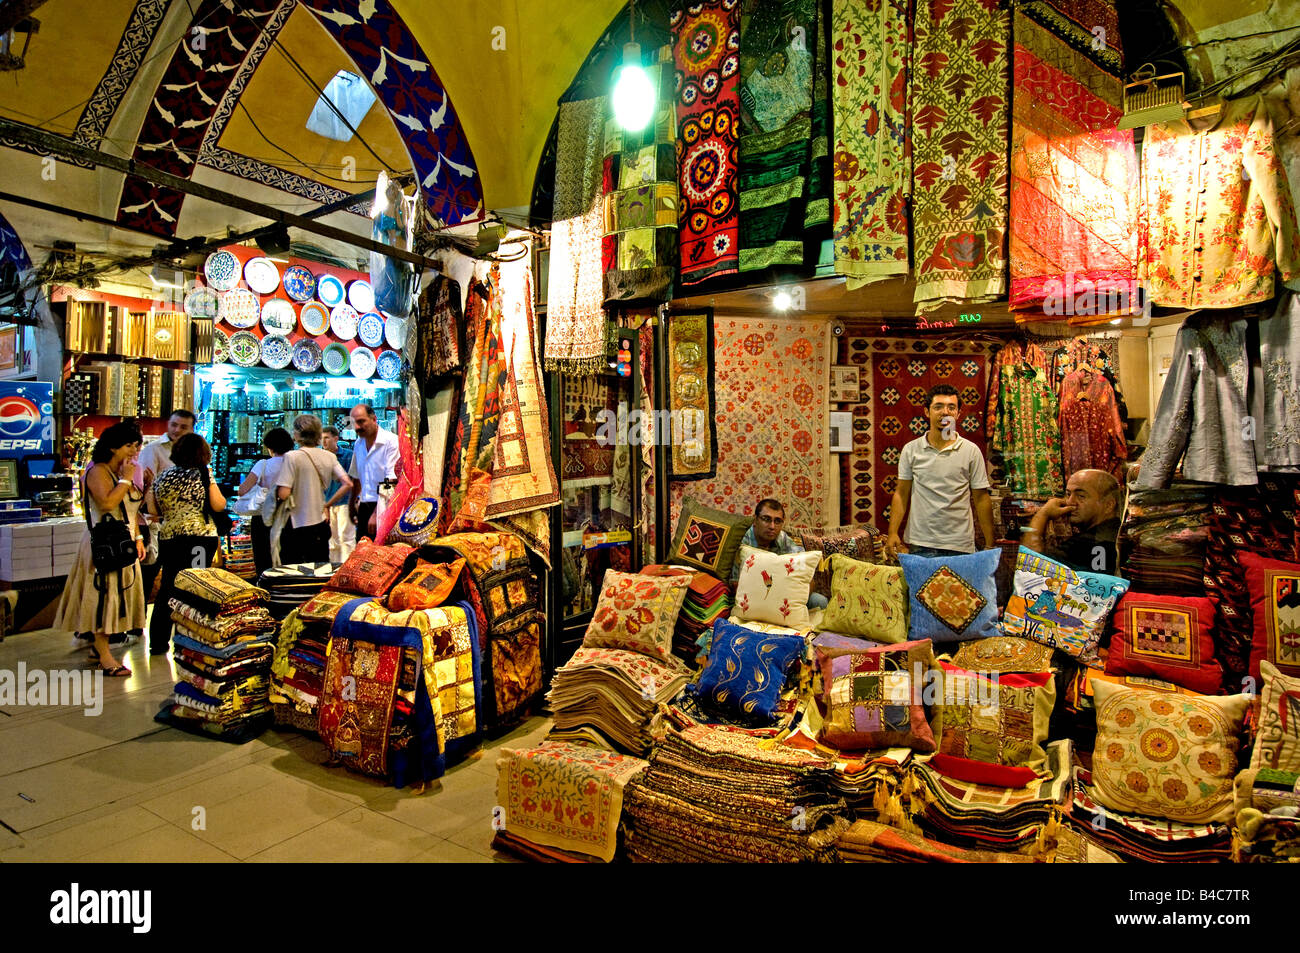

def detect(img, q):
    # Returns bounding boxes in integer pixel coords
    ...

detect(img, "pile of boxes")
[0,509,85,581]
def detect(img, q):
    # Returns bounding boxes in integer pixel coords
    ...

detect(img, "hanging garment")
[1058,367,1127,479]
[990,362,1064,499]
[1009,2,1138,313]
[1257,292,1300,470]
[1138,94,1300,309]
[910,0,1012,313]
[672,0,742,285]
[830,0,910,288]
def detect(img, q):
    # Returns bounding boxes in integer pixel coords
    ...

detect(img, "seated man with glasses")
[729,498,828,609]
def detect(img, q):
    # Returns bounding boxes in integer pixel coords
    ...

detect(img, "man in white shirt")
[347,403,399,541]
[886,385,996,559]
[135,409,195,599]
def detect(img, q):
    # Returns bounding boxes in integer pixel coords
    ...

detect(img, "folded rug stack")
[623,725,848,862]
[838,818,1118,863]
[494,740,649,863]
[154,568,275,742]
[1068,767,1231,862]
[638,565,730,665]
[546,647,691,756]
[222,531,258,580]
[258,562,337,620]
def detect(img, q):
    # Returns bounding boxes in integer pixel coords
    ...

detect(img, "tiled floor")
[0,624,550,863]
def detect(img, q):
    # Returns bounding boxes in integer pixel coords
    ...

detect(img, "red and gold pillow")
[386,558,466,612]
[1241,552,1300,685]
[1104,592,1223,694]
[582,570,691,663]
[325,538,417,597]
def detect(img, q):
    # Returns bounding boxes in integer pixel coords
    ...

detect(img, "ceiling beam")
[0,117,438,268]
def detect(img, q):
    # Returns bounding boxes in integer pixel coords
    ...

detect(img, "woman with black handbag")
[54,421,146,676]
[144,433,227,656]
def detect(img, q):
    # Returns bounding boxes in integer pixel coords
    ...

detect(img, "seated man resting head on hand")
[730,498,828,610]
[1022,468,1122,575]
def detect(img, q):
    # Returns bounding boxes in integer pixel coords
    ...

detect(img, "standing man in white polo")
[885,384,995,559]
[347,403,399,542]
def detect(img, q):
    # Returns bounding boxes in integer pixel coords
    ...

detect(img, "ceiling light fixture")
[611,0,654,132]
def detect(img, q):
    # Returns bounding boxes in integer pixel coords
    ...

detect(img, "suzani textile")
[669,317,831,531]
[1009,2,1138,312]
[665,310,716,479]
[831,0,909,287]
[672,0,742,284]
[910,0,1011,312]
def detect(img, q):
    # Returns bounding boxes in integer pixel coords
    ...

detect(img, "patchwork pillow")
[815,638,941,752]
[1250,660,1300,773]
[795,525,883,596]
[582,570,691,663]
[732,545,821,629]
[1000,547,1129,659]
[1090,679,1250,824]
[299,589,361,624]
[821,555,908,643]
[325,538,417,597]
[668,497,753,578]
[1105,592,1222,694]
[1240,552,1300,685]
[386,496,443,547]
[937,662,1055,771]
[688,617,805,725]
[950,635,1055,673]
[898,548,1000,643]
[386,558,466,612]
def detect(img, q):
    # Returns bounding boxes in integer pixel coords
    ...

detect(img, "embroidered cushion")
[386,557,466,612]
[1240,552,1300,685]
[898,548,1000,643]
[1105,592,1223,694]
[950,635,1055,673]
[821,554,908,643]
[299,589,362,624]
[732,545,821,629]
[582,570,691,663]
[815,638,941,752]
[1250,661,1300,773]
[688,617,805,725]
[668,497,753,578]
[1000,547,1128,659]
[795,525,884,596]
[1090,679,1250,824]
[938,662,1055,771]
[324,538,417,597]
[386,496,443,546]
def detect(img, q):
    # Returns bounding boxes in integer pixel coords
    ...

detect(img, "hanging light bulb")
[612,42,654,132]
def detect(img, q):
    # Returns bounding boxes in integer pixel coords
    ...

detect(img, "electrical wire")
[233,99,385,186]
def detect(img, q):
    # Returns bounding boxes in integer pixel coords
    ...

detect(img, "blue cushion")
[688,618,804,724]
[899,548,1001,643]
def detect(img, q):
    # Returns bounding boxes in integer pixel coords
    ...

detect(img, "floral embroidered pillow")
[1000,547,1128,659]
[689,618,806,725]
[732,546,821,629]
[1090,679,1250,824]
[582,570,691,663]
[898,548,1000,643]
[938,662,1055,771]
[821,554,908,643]
[1105,591,1222,694]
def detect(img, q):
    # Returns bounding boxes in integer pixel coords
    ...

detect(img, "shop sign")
[0,381,53,458]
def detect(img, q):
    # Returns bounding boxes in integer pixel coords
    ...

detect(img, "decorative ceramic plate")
[383,314,406,350]
[358,311,385,347]
[316,274,346,307]
[203,250,240,291]
[260,298,297,335]
[299,301,330,336]
[349,346,376,380]
[292,339,322,372]
[243,256,280,295]
[329,303,359,341]
[261,334,293,369]
[282,264,316,302]
[184,286,219,319]
[218,288,261,328]
[322,342,350,376]
[347,278,374,313]
[228,330,261,367]
[213,328,230,364]
[376,350,402,382]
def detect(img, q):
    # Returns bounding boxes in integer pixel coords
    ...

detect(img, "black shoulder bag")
[85,469,138,575]
[202,466,234,537]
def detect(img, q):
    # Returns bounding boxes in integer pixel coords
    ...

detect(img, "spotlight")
[772,290,793,311]
[1109,318,1123,326]
[612,43,654,132]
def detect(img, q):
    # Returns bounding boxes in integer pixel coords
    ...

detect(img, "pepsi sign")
[0,382,53,460]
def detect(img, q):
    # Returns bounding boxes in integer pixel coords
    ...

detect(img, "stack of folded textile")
[838,819,1036,863]
[258,563,337,620]
[268,590,361,734]
[638,565,730,665]
[494,740,649,863]
[910,741,1074,853]
[1119,483,1214,595]
[154,568,276,742]
[1067,767,1231,862]
[222,531,258,580]
[547,647,691,756]
[622,725,849,862]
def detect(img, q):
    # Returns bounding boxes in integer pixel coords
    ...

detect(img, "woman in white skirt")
[54,421,147,676]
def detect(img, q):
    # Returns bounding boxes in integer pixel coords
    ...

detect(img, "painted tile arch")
[115,0,482,236]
